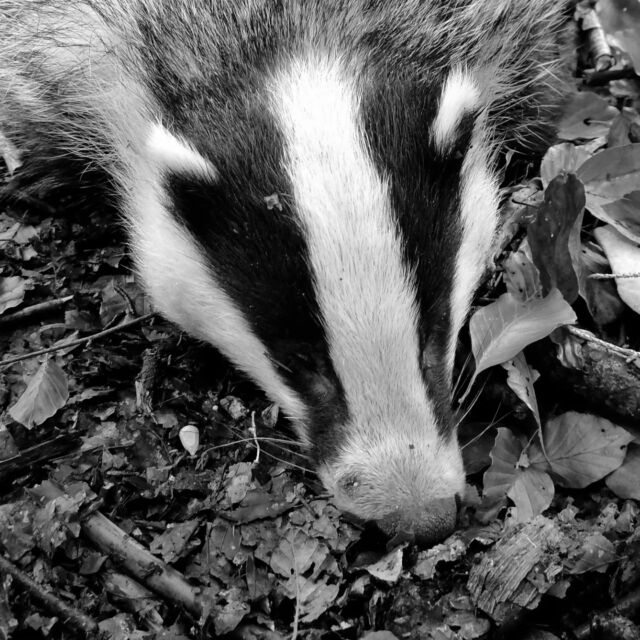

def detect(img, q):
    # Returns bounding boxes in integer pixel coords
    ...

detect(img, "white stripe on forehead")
[271,56,438,441]
[432,68,481,153]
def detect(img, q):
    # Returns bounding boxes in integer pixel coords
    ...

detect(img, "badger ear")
[146,123,218,181]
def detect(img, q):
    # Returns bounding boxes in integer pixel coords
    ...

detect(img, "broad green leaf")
[557,92,618,141]
[594,225,640,314]
[469,289,577,387]
[605,444,640,500]
[530,412,634,488]
[8,359,69,429]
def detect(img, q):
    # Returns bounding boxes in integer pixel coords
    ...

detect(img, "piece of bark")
[467,516,564,626]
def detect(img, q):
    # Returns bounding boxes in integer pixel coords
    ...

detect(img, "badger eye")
[338,474,361,498]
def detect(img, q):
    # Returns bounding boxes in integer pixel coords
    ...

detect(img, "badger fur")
[0,0,566,543]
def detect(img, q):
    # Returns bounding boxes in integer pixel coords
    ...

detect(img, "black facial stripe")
[361,72,476,437]
[163,166,349,463]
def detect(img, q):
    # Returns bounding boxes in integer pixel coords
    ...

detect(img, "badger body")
[1,0,566,542]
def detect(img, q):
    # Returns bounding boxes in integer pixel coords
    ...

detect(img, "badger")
[0,0,567,543]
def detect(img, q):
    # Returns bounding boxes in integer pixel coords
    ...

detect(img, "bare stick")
[0,312,156,369]
[0,295,74,326]
[0,554,99,637]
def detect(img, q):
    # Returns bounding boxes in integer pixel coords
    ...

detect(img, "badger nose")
[375,496,458,546]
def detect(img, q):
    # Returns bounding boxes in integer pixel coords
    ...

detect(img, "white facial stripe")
[432,69,480,152]
[147,123,217,181]
[272,57,438,447]
[448,123,499,372]
[126,149,308,432]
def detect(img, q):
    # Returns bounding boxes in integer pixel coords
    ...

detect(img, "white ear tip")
[179,424,200,455]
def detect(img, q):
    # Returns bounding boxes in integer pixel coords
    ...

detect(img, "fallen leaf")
[608,111,640,147]
[0,276,28,315]
[482,429,554,523]
[364,547,405,584]
[557,92,618,141]
[507,467,555,524]
[594,225,640,314]
[468,289,577,390]
[8,359,69,429]
[530,412,634,488]
[606,444,640,499]
[568,533,616,575]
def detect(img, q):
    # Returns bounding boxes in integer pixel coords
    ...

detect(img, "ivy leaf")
[8,359,69,429]
[468,289,577,391]
[530,412,634,489]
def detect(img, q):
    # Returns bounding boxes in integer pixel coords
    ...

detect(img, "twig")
[0,554,99,637]
[0,312,156,369]
[0,295,74,326]
[583,67,638,86]
[0,434,75,487]
[589,272,640,281]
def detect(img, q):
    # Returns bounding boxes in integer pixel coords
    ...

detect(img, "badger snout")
[320,439,465,545]
[375,496,458,545]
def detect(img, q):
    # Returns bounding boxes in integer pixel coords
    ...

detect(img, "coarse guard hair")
[0,0,567,543]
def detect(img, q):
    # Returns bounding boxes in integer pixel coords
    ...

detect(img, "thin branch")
[0,554,99,637]
[0,295,74,326]
[0,312,156,369]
